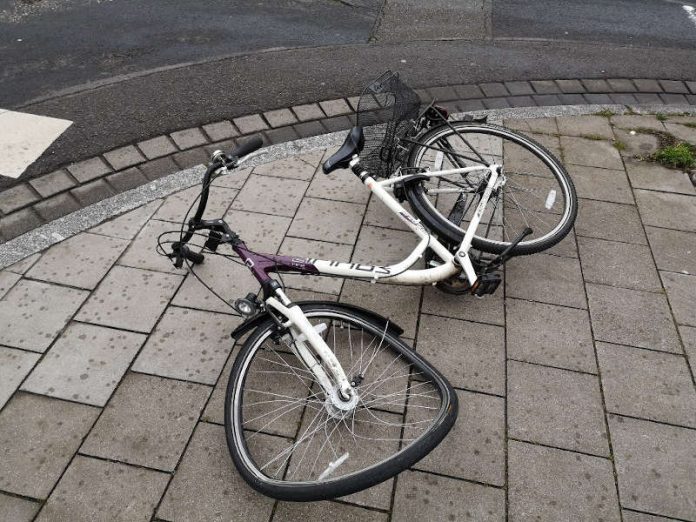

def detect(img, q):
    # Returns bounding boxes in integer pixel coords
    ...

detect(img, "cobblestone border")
[1,77,696,242]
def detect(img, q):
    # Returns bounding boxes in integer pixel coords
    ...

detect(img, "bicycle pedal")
[471,273,501,297]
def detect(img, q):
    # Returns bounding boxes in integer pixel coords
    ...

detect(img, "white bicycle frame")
[310,157,503,287]
[259,156,504,408]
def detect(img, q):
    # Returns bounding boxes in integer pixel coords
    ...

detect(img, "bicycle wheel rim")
[225,305,457,501]
[407,123,576,254]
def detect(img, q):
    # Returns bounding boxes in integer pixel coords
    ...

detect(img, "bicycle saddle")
[323,126,365,174]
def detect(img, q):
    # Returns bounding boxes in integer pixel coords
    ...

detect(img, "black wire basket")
[356,71,422,178]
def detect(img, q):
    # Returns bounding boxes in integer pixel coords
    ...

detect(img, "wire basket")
[356,71,422,178]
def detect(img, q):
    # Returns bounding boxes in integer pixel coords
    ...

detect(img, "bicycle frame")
[178,150,502,409]
[232,160,502,290]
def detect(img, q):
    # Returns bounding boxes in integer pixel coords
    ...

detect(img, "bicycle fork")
[265,290,359,413]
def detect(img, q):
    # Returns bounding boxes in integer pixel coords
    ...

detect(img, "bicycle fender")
[230,301,404,340]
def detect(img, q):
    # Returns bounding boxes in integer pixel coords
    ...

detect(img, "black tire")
[405,122,578,256]
[224,302,457,502]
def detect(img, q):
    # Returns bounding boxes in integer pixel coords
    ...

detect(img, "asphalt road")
[1,0,696,182]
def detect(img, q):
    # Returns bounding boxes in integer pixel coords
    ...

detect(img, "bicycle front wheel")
[405,122,577,255]
[224,302,457,501]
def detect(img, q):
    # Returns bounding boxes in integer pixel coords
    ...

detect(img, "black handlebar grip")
[229,135,263,159]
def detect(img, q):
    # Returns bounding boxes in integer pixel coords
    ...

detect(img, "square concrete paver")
[611,115,665,132]
[211,166,252,189]
[103,145,145,170]
[288,197,365,244]
[66,156,111,183]
[613,128,661,159]
[634,190,696,232]
[306,163,370,205]
[76,265,182,333]
[392,470,505,522]
[506,298,596,373]
[508,440,620,522]
[231,174,308,217]
[417,314,505,395]
[118,218,188,275]
[0,393,99,498]
[557,115,614,139]
[137,135,177,159]
[567,165,634,204]
[665,121,696,142]
[0,270,21,299]
[609,414,696,520]
[352,225,420,267]
[560,136,624,170]
[153,185,237,223]
[0,492,39,522]
[81,373,209,471]
[26,232,129,289]
[578,236,661,292]
[89,199,161,240]
[421,283,505,326]
[408,389,506,486]
[597,342,696,428]
[340,280,421,339]
[681,325,696,370]
[200,351,235,425]
[171,253,259,313]
[170,127,207,150]
[504,116,558,134]
[5,252,41,274]
[625,160,695,195]
[0,280,88,352]
[575,199,647,245]
[223,209,291,253]
[157,422,278,522]
[133,306,241,385]
[363,193,409,230]
[275,500,388,522]
[508,361,609,456]
[661,271,696,326]
[645,226,696,275]
[21,322,145,406]
[253,150,322,181]
[36,455,169,522]
[586,283,681,353]
[506,253,586,309]
[0,346,40,409]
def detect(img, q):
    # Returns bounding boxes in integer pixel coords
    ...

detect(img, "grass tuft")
[652,142,696,170]
[594,109,614,118]
[582,134,605,141]
[655,113,668,122]
[613,140,627,151]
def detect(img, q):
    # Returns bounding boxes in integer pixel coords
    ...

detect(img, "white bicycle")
[160,72,577,501]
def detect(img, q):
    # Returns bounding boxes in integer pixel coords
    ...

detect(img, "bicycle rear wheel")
[405,122,577,255]
[225,302,457,501]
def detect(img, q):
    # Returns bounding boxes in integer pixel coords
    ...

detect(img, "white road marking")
[0,109,72,179]
[684,5,696,28]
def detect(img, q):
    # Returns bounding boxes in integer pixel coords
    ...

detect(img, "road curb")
[1,77,696,243]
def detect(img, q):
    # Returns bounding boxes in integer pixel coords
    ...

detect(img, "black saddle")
[322,127,365,174]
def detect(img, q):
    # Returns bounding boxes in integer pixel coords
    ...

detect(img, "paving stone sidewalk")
[1,113,696,521]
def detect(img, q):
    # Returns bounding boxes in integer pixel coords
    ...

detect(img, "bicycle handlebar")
[175,134,263,249]
[229,135,263,160]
